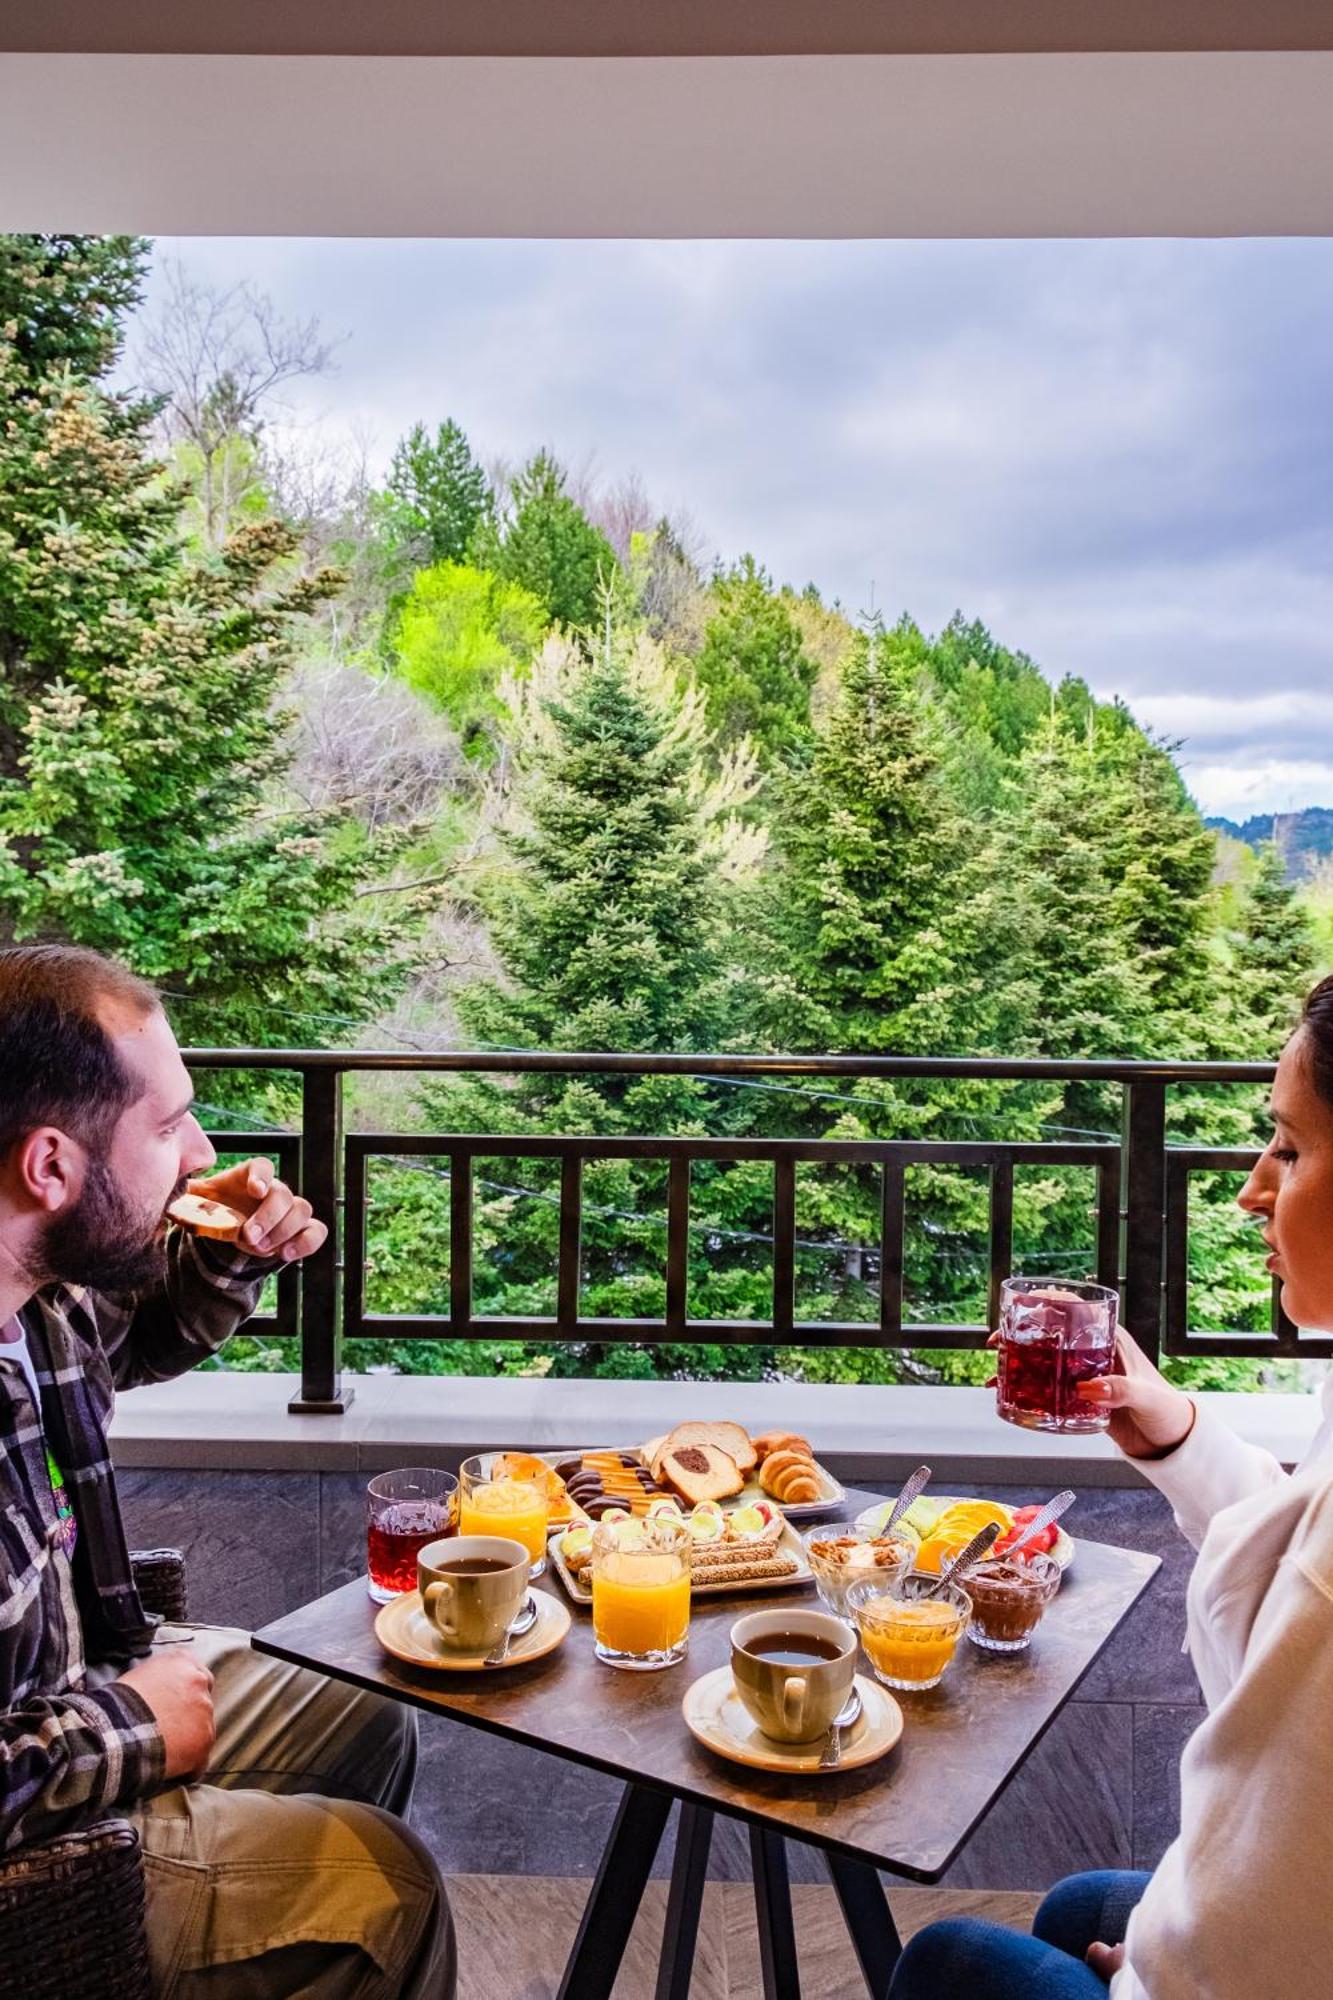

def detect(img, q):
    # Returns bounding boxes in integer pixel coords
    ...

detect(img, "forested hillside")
[1208,808,1333,881]
[1,235,1325,1390]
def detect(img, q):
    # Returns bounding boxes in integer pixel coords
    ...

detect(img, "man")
[0,943,455,1997]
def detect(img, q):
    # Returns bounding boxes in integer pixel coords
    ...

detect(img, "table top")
[253,1487,1159,1881]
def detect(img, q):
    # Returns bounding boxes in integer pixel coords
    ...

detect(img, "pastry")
[166,1191,245,1242]
[647,1422,757,1481]
[759,1451,822,1505]
[659,1443,745,1506]
[752,1431,814,1463]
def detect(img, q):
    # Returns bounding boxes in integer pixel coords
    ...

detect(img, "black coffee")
[744,1633,844,1667]
[439,1557,514,1576]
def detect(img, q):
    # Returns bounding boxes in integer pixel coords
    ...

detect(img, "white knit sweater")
[1112,1375,1333,2000]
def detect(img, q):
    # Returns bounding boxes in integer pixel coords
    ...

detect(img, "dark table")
[254,1488,1158,1999]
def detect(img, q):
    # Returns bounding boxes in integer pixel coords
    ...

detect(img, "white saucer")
[375,1587,570,1670]
[682,1669,902,1775]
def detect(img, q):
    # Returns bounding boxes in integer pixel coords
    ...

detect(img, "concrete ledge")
[108,1374,1323,1485]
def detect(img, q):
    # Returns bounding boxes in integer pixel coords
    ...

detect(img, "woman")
[890,971,1333,1999]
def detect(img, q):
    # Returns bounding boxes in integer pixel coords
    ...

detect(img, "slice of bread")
[167,1192,245,1242]
[649,1421,757,1478]
[659,1443,745,1506]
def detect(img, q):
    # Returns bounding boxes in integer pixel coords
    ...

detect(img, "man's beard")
[37,1162,186,1295]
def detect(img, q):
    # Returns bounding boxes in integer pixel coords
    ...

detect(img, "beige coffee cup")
[730,1608,857,1744]
[418,1535,529,1654]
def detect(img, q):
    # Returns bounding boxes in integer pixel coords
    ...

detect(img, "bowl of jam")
[964,1552,1061,1652]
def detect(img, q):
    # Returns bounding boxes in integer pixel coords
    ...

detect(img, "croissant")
[752,1431,814,1463]
[759,1450,822,1504]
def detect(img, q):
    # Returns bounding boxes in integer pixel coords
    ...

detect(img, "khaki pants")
[95,1625,456,1999]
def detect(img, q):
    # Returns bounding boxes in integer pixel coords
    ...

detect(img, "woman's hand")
[1076,1328,1196,1461]
[1086,1940,1125,1980]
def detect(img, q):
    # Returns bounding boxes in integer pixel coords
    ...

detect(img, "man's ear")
[13,1128,85,1215]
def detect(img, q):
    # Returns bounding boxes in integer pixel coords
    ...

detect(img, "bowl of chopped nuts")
[801,1529,915,1619]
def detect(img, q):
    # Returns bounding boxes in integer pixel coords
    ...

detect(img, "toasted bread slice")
[659,1443,745,1506]
[167,1192,245,1242]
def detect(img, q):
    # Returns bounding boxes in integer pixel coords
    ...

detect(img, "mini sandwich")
[166,1191,246,1243]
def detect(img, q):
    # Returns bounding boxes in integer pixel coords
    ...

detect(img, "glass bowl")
[847,1570,972,1691]
[964,1551,1061,1652]
[802,1528,915,1618]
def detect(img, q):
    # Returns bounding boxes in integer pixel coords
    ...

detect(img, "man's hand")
[189,1158,327,1264]
[1086,1939,1126,1980]
[119,1649,216,1782]
[1075,1328,1196,1460]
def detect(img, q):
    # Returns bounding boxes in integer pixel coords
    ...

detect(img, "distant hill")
[1206,806,1333,880]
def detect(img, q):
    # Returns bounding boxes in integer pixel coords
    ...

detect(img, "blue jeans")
[888,1870,1152,1999]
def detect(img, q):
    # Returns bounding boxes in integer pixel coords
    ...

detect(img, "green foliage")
[391,560,547,754]
[0,233,420,1046]
[386,418,491,567]
[693,555,818,764]
[492,451,620,631]
[1228,842,1317,1058]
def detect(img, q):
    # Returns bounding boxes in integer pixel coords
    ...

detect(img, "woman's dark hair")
[0,945,159,1162]
[1300,972,1333,1108]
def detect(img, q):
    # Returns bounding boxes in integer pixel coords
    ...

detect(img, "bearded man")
[0,944,454,1998]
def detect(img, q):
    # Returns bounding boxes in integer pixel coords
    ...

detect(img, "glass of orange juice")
[847,1571,971,1691]
[590,1517,690,1671]
[458,1454,550,1577]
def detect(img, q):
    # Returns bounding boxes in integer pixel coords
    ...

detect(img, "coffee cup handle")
[423,1579,457,1639]
[781,1675,808,1734]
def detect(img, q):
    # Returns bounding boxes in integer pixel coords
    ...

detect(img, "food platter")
[547,1512,816,1608]
[548,1426,845,1524]
[852,1495,1076,1571]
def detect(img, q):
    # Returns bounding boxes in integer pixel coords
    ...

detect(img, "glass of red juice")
[996,1278,1118,1434]
[366,1468,459,1602]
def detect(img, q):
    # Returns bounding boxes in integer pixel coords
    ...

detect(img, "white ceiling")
[0,52,1330,237]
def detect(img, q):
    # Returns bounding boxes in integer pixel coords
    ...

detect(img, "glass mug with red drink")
[995,1277,1118,1434]
[366,1467,459,1602]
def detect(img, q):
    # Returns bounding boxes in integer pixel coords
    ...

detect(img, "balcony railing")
[182,1049,1315,1414]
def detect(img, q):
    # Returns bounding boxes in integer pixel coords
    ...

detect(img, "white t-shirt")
[0,1318,41,1416]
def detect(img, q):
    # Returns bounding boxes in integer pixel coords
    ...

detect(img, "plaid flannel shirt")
[0,1230,272,1851]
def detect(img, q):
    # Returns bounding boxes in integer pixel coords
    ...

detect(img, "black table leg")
[557,1782,673,2000]
[750,1826,801,2000]
[654,1801,715,2000]
[826,1851,902,1998]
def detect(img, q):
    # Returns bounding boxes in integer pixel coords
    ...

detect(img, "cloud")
[132,236,1333,813]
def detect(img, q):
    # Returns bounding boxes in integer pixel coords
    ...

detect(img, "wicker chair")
[0,1548,189,2000]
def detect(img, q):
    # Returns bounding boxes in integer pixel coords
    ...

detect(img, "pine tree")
[402,636,775,1377]
[756,617,979,1055]
[745,618,1055,1372]
[693,555,818,765]
[386,419,491,566]
[0,233,419,1046]
[493,452,619,631]
[1229,840,1317,1057]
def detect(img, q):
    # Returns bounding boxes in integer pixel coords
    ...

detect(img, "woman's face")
[1238,1027,1333,1332]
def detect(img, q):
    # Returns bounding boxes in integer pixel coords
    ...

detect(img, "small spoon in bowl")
[881,1464,933,1537]
[922,1520,1002,1596]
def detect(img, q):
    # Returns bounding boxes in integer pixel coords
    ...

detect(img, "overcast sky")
[137,238,1333,820]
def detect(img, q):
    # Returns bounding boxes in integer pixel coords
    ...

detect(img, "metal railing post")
[1121,1076,1167,1363]
[289,1064,352,1414]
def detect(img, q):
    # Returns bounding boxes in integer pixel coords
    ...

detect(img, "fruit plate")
[852,1495,1075,1570]
[547,1516,816,1608]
